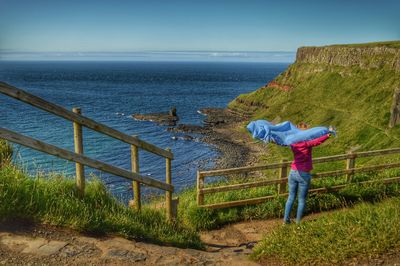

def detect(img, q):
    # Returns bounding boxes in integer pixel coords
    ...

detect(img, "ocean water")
[0,61,288,202]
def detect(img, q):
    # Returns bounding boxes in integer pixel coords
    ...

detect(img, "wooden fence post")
[278,159,288,194]
[389,88,400,128]
[346,151,356,182]
[165,148,173,221]
[130,142,141,211]
[197,171,204,206]
[72,107,85,197]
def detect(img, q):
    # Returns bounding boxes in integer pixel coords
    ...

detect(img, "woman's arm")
[305,134,330,147]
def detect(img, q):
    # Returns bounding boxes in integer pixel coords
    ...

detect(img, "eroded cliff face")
[296,46,400,71]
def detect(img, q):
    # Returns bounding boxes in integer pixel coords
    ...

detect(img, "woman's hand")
[328,126,337,137]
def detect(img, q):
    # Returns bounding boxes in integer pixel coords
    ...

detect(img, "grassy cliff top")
[308,40,400,49]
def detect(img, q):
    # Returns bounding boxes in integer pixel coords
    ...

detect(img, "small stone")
[107,249,147,262]
[37,241,67,256]
[21,238,47,254]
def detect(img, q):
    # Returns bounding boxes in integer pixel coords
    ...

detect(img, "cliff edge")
[296,43,400,71]
[229,41,400,161]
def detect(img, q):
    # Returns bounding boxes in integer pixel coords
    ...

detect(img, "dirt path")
[201,219,280,250]
[0,221,259,266]
[199,212,327,254]
[0,215,311,266]
[200,212,400,266]
[3,213,400,265]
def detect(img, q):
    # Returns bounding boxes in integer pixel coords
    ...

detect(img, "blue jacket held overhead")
[247,120,329,146]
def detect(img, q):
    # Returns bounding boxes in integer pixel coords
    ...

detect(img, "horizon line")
[0,50,296,63]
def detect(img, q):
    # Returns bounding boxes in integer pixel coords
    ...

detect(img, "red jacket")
[290,134,330,172]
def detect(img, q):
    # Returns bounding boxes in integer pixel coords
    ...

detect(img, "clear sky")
[0,0,399,61]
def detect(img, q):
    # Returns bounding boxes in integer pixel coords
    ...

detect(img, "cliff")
[229,41,400,161]
[296,45,400,71]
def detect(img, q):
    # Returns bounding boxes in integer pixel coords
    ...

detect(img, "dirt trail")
[0,214,331,266]
[200,212,326,254]
[201,219,281,251]
[0,221,260,266]
[2,213,400,265]
[0,216,297,266]
[0,212,297,266]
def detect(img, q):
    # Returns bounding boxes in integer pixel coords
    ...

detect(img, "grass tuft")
[252,196,400,265]
[0,139,13,166]
[0,165,203,249]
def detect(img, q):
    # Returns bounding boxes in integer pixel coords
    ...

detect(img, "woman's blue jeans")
[284,169,312,224]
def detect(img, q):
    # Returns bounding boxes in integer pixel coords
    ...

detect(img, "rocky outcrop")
[199,108,244,126]
[296,45,400,71]
[167,124,206,134]
[266,81,291,91]
[131,107,179,126]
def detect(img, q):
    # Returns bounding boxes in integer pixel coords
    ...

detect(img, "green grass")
[178,168,400,230]
[202,44,400,260]
[230,64,400,162]
[2,41,400,256]
[223,48,400,231]
[0,164,203,249]
[0,139,13,166]
[252,196,400,265]
[326,40,400,48]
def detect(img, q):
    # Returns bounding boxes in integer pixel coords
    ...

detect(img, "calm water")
[0,61,288,202]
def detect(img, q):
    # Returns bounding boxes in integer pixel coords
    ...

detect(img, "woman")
[283,123,334,224]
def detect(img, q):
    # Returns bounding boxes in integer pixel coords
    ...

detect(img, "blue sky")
[0,0,399,61]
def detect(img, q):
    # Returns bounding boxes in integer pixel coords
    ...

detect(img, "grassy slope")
[230,56,400,166]
[0,164,203,249]
[252,196,400,264]
[227,43,400,262]
[177,43,400,230]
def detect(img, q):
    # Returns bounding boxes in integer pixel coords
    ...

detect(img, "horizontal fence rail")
[1,81,177,220]
[0,127,173,192]
[197,147,400,209]
[201,177,400,209]
[0,82,173,159]
[199,148,400,177]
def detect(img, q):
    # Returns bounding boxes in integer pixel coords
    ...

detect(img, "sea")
[0,61,288,202]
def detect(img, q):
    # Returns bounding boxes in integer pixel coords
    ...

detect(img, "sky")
[0,0,399,62]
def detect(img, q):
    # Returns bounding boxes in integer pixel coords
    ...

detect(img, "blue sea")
[0,61,288,202]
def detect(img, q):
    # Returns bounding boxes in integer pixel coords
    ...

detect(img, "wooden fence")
[197,148,400,209]
[0,81,176,221]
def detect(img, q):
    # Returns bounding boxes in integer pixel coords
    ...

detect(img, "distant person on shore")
[283,123,335,224]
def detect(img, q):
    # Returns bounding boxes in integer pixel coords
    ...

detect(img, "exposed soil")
[0,220,258,266]
[3,212,399,265]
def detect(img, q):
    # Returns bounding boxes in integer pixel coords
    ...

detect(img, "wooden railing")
[0,82,176,221]
[197,148,400,209]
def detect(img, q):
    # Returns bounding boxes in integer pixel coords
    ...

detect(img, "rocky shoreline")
[172,108,265,170]
[131,106,266,169]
